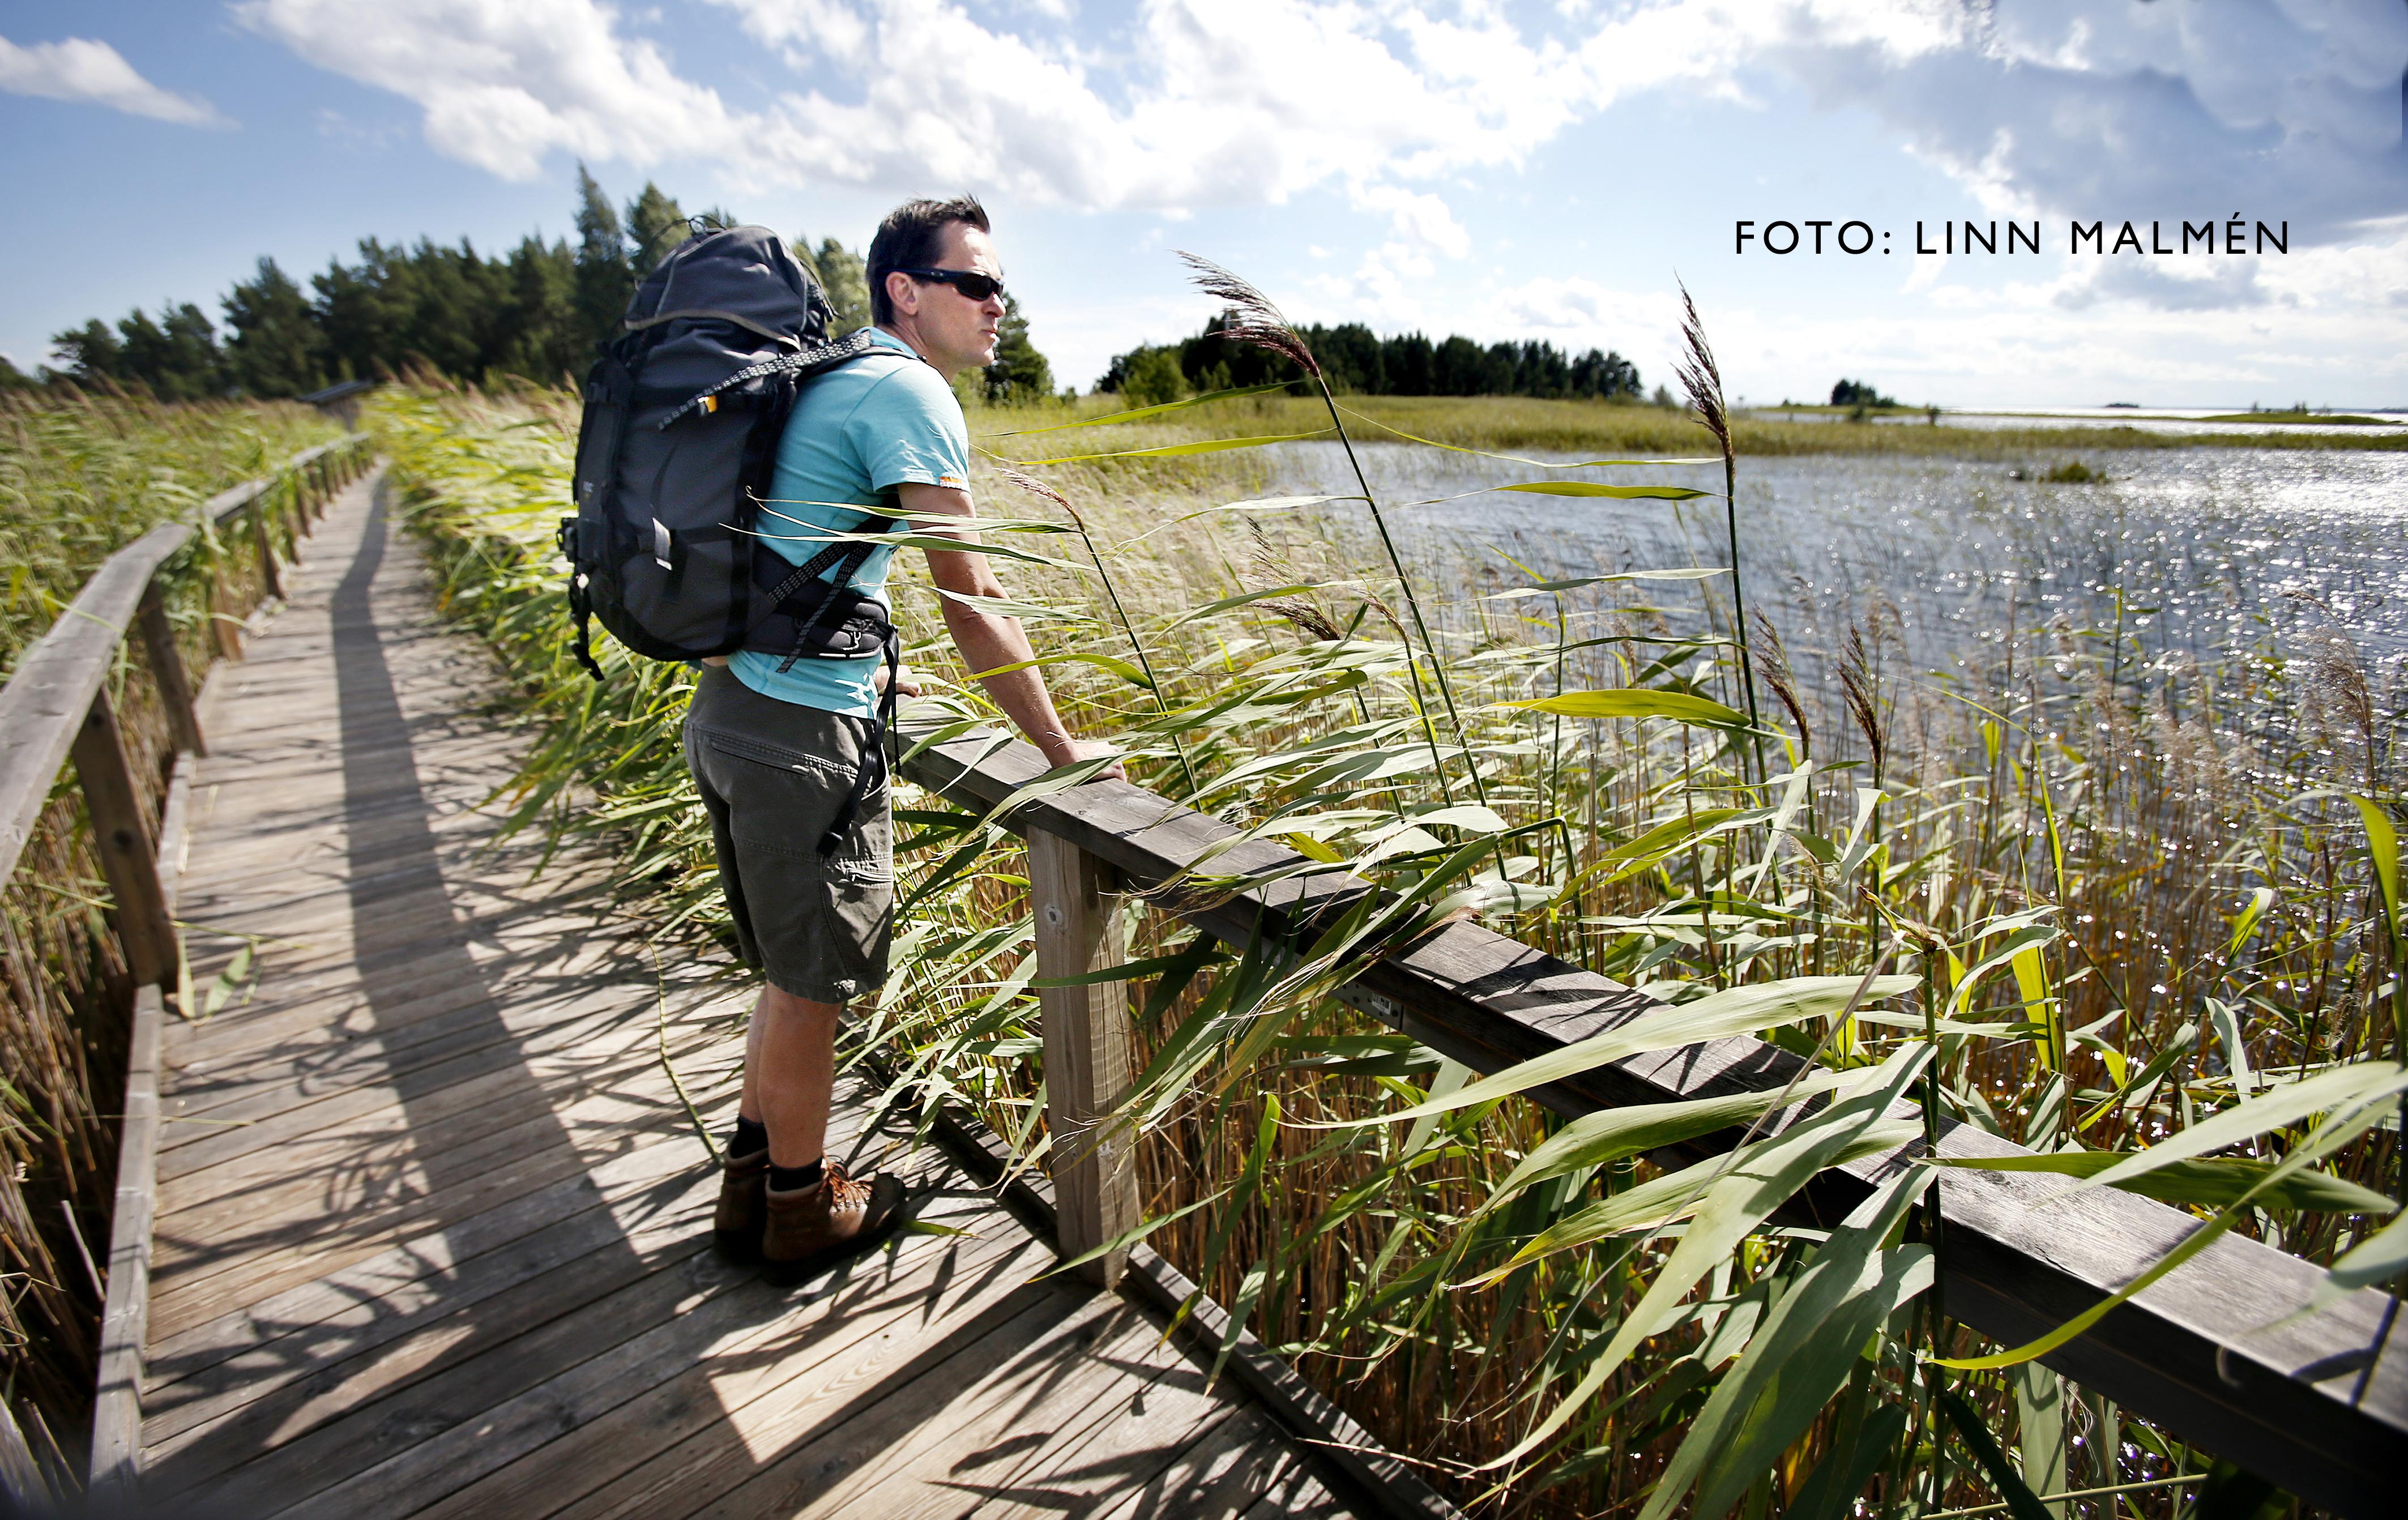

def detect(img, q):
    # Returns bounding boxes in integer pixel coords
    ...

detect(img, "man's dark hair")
[866,195,991,325]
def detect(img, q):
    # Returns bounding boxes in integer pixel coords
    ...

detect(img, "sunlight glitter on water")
[1252,441,2408,710]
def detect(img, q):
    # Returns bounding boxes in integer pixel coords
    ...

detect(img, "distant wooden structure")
[297,378,381,430]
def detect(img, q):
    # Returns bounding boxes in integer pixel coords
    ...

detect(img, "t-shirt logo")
[938,473,966,489]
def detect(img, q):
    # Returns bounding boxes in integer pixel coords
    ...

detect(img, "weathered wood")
[137,585,207,758]
[71,690,179,987]
[0,520,189,885]
[249,498,285,601]
[123,476,1370,1520]
[87,983,164,1495]
[894,1043,1463,1520]
[88,747,193,1492]
[1029,830,1139,1288]
[896,719,2407,1517]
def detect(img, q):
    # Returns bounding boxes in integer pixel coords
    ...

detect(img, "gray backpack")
[560,224,901,850]
[561,223,895,676]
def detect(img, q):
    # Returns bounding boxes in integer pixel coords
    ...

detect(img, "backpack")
[559,223,903,852]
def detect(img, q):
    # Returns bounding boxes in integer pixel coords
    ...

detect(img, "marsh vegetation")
[373,264,2400,1520]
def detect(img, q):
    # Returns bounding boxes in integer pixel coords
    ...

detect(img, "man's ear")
[885,270,919,319]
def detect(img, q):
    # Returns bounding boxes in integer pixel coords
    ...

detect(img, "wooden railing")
[0,435,375,1502]
[895,720,2406,1519]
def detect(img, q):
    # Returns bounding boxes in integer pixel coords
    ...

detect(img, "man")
[684,195,1119,1282]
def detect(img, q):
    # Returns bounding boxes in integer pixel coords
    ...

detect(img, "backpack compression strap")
[656,328,883,430]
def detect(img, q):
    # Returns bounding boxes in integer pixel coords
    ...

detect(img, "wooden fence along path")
[6,437,2401,1518]
[83,473,1396,1518]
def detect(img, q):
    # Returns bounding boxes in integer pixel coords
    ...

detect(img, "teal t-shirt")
[729,327,970,716]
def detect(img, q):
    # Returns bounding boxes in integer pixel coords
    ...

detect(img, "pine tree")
[572,164,633,359]
[497,235,579,382]
[625,182,688,277]
[116,302,225,400]
[315,239,402,383]
[812,237,872,335]
[50,319,123,384]
[223,258,325,397]
[983,295,1052,404]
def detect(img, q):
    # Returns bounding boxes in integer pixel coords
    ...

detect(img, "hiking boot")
[761,1160,904,1284]
[712,1145,770,1259]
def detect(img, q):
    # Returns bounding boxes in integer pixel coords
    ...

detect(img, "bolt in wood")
[70,691,178,988]
[1030,831,1139,1288]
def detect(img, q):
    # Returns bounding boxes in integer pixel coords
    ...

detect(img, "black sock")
[727,1117,768,1159]
[768,1159,825,1193]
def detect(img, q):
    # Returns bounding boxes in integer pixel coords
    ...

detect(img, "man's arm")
[898,481,1122,777]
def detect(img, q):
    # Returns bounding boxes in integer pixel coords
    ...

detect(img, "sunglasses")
[894,267,1006,303]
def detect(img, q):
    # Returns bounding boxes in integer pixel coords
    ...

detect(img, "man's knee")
[760,983,846,1028]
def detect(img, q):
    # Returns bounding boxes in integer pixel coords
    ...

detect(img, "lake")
[1247,440,2408,755]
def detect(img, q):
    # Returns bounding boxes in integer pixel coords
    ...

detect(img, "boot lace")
[824,1160,873,1207]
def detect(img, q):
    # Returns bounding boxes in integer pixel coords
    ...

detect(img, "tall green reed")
[377,327,2398,1518]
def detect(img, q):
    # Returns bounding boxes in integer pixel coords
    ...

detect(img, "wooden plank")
[898,719,2406,1515]
[143,1163,730,1489]
[681,1291,1120,1520]
[416,1189,1043,1520]
[140,1102,745,1400]
[238,1198,1027,1520]
[87,982,165,1496]
[147,1039,712,1293]
[1028,831,1138,1288]
[145,1073,703,1339]
[879,1045,1456,1520]
[87,740,199,1493]
[1076,1407,1323,1520]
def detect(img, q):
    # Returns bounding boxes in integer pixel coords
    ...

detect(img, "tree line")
[12,169,1055,405]
[1098,315,1654,405]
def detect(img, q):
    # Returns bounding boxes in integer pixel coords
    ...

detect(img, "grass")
[966,389,2408,463]
[2194,412,2392,426]
[378,347,2399,1519]
[0,388,338,672]
[0,389,346,1476]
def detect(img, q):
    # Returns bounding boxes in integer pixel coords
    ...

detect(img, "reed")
[377,329,2398,1517]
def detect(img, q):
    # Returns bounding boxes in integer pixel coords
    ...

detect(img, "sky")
[3,0,2405,408]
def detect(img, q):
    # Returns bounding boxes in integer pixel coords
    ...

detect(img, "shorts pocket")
[702,729,854,780]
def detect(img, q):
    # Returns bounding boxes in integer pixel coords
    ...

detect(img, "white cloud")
[235,0,736,180]
[239,0,2407,313]
[1352,185,1471,259]
[0,33,224,125]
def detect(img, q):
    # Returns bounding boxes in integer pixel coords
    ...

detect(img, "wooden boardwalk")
[134,473,1366,1519]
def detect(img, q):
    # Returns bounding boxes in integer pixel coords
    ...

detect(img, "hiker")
[684,195,1122,1282]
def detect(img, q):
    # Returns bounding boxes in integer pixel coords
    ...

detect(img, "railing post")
[70,691,177,988]
[1030,830,1140,1288]
[250,498,284,602]
[135,586,205,758]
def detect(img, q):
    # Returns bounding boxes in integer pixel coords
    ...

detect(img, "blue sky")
[5,1,2405,407]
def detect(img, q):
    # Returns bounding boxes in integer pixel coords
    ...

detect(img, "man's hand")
[899,480,1121,785]
[873,662,923,698]
[1051,738,1126,784]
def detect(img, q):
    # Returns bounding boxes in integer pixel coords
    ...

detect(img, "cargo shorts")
[682,664,893,1004]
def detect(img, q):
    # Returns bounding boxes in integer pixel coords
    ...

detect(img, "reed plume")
[1675,280,1765,781]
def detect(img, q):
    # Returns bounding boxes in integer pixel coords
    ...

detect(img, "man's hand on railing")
[1052,737,1126,784]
